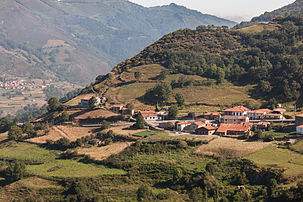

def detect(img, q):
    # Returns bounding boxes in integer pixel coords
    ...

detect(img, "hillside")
[251,0,301,22]
[0,0,236,85]
[74,15,303,110]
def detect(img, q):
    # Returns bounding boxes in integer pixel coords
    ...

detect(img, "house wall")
[296,127,303,135]
[296,116,303,126]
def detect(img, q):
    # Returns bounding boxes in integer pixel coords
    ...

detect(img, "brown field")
[76,142,134,161]
[195,137,271,157]
[0,132,8,142]
[43,39,69,48]
[66,93,95,106]
[27,125,98,143]
[120,64,166,81]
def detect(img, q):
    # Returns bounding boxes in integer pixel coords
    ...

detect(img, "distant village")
[0,80,44,90]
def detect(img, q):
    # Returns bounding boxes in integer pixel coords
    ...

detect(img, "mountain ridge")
[0,0,236,85]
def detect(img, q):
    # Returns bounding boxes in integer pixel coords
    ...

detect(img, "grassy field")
[27,160,126,178]
[290,139,303,154]
[132,130,158,137]
[0,142,58,162]
[245,145,303,176]
[239,22,279,33]
[195,137,271,158]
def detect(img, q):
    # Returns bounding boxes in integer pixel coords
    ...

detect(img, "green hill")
[0,0,236,85]
[79,15,303,108]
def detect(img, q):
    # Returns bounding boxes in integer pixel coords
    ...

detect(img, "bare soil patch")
[76,142,134,161]
[28,125,98,143]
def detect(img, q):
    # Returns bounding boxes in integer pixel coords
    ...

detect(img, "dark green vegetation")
[110,15,303,104]
[0,0,235,85]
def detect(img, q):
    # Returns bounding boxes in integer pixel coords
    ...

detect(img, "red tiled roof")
[205,112,221,116]
[111,105,123,108]
[193,121,206,126]
[81,96,92,100]
[202,126,216,131]
[296,114,303,118]
[217,122,250,133]
[224,106,250,112]
[297,125,303,129]
[265,114,282,117]
[162,106,170,109]
[249,109,272,114]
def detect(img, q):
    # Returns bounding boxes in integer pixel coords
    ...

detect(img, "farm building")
[295,114,303,126]
[216,122,251,136]
[204,112,221,121]
[195,126,216,135]
[176,122,191,131]
[223,106,250,116]
[247,109,271,120]
[220,116,249,124]
[79,96,101,107]
[296,125,303,135]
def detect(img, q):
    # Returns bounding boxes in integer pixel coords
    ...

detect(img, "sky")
[129,0,296,22]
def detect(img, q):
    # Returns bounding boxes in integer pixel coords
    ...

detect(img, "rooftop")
[205,112,221,116]
[224,106,250,112]
[217,122,250,133]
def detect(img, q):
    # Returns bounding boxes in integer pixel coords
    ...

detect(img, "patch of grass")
[27,160,126,178]
[0,142,58,162]
[132,130,158,137]
[245,145,303,176]
[290,139,303,154]
[262,130,288,139]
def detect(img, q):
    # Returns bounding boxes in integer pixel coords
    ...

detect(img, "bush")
[137,185,155,201]
[5,161,27,182]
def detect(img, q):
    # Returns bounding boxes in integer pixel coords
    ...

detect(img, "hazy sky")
[129,0,295,21]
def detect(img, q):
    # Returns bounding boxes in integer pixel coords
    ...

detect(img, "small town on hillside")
[0,79,44,90]
[78,95,302,142]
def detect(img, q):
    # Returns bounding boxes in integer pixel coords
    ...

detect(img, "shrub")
[5,161,27,182]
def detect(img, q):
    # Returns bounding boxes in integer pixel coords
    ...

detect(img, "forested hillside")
[107,15,303,105]
[0,0,235,85]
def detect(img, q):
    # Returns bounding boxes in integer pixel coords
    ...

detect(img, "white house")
[139,111,162,121]
[176,122,191,131]
[224,106,250,116]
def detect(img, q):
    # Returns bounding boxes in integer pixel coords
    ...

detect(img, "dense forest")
[111,15,303,105]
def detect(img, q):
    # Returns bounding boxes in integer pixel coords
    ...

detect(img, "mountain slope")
[0,0,236,85]
[251,0,302,22]
[77,15,303,109]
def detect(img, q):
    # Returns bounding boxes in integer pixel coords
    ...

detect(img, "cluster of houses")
[0,80,43,90]
[158,105,286,137]
[138,106,171,121]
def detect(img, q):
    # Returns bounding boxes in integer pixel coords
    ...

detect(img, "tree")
[134,115,146,129]
[8,126,23,142]
[5,161,27,182]
[0,117,16,133]
[60,111,70,122]
[88,96,98,108]
[22,122,34,136]
[134,71,142,80]
[126,103,134,114]
[175,93,185,107]
[189,187,204,202]
[137,185,154,201]
[144,83,172,105]
[101,120,110,129]
[168,105,178,119]
[47,97,60,112]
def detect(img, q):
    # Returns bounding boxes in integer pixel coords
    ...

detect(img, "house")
[223,106,250,116]
[296,114,303,126]
[204,112,221,121]
[247,109,272,120]
[220,116,249,124]
[216,122,251,136]
[88,139,102,145]
[256,122,270,130]
[183,121,206,131]
[296,125,303,135]
[176,122,191,131]
[273,108,287,114]
[110,105,123,113]
[139,111,162,121]
[264,114,283,120]
[195,126,217,135]
[79,96,101,107]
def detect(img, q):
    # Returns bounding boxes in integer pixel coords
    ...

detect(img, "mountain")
[251,0,303,22]
[74,14,303,109]
[0,0,236,85]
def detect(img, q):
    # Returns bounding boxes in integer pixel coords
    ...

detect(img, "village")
[0,79,44,90]
[77,95,302,141]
